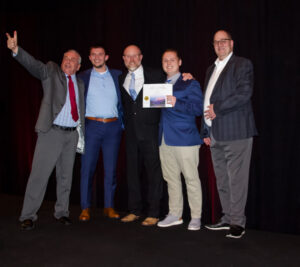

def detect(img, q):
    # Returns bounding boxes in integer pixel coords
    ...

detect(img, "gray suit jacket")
[200,55,257,141]
[14,47,85,134]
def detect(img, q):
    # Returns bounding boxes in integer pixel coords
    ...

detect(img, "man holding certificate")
[157,49,204,231]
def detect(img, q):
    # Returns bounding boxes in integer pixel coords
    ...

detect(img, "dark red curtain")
[1,0,299,233]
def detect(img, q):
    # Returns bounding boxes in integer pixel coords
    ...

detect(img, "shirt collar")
[65,73,76,79]
[92,66,109,76]
[129,65,143,76]
[166,72,181,84]
[215,52,233,67]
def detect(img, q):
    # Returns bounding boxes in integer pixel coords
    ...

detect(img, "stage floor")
[1,194,300,267]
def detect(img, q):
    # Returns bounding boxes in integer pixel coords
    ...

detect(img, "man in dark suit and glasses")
[6,31,85,230]
[201,30,257,238]
[119,45,165,226]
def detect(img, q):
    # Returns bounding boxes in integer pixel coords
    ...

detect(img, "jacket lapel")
[210,55,235,98]
[204,64,215,92]
[173,75,183,92]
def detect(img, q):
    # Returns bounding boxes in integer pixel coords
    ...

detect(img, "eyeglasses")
[212,39,231,46]
[123,54,141,59]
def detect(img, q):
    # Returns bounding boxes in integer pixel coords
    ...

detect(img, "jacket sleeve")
[13,46,49,81]
[173,80,204,116]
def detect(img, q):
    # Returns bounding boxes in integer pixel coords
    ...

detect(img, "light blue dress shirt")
[54,74,79,127]
[166,72,181,85]
[85,68,118,118]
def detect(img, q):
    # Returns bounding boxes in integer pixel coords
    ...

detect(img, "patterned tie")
[129,72,137,100]
[67,75,79,122]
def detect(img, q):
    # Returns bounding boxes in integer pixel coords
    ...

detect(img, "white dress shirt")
[203,52,233,126]
[123,65,144,96]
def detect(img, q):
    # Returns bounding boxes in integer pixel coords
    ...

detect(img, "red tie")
[67,75,79,122]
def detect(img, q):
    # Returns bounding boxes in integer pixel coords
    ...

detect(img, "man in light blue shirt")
[78,46,123,221]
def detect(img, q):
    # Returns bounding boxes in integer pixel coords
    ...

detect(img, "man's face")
[89,47,109,69]
[122,45,143,71]
[61,50,81,75]
[162,51,182,77]
[213,31,234,60]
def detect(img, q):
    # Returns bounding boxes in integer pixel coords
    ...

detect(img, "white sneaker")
[157,214,183,227]
[188,218,201,230]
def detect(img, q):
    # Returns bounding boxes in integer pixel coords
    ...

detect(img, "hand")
[203,137,211,146]
[182,72,194,81]
[6,30,18,54]
[204,104,216,120]
[166,95,176,107]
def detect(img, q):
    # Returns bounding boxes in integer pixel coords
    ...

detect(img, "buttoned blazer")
[158,75,204,146]
[200,55,257,141]
[78,68,124,127]
[119,66,165,141]
[14,47,85,134]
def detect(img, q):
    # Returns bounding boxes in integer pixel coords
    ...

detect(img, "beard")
[93,63,105,69]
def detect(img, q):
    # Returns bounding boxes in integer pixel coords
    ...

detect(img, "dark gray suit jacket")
[14,47,85,134]
[200,55,257,141]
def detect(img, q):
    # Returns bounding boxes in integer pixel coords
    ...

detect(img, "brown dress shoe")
[121,213,140,222]
[79,208,90,221]
[142,217,159,226]
[103,207,120,219]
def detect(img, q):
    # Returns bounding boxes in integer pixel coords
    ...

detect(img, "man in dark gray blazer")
[201,30,257,238]
[6,31,85,230]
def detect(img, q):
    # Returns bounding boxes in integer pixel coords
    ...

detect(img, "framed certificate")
[143,83,173,108]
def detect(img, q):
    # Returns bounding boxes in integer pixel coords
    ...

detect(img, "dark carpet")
[1,194,300,267]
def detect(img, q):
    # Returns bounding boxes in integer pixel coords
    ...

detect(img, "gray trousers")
[19,127,78,221]
[210,134,253,228]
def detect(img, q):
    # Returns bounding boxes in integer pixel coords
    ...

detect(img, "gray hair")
[64,49,82,64]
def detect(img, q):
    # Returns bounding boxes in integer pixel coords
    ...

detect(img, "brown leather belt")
[86,117,118,123]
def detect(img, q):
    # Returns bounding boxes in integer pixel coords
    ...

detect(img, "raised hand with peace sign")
[6,30,18,54]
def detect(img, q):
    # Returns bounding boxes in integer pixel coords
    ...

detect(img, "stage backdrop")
[1,0,299,234]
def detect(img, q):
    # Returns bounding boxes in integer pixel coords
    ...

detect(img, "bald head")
[122,45,143,71]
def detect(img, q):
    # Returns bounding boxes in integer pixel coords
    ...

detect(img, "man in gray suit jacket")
[6,31,85,230]
[201,30,257,238]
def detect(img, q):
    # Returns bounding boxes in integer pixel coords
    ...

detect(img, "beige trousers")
[159,137,202,219]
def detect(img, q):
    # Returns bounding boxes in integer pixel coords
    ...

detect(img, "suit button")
[134,112,136,115]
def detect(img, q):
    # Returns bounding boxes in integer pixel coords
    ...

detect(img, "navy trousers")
[80,119,122,209]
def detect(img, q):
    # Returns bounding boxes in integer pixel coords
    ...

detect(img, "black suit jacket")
[119,66,165,141]
[200,55,257,141]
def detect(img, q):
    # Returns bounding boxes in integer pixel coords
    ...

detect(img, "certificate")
[143,83,173,108]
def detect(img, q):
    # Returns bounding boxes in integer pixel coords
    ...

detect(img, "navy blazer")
[200,55,257,141]
[159,75,204,146]
[78,67,124,128]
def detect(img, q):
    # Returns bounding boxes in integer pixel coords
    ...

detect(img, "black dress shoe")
[205,220,230,230]
[226,225,245,239]
[21,219,35,230]
[56,216,72,226]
